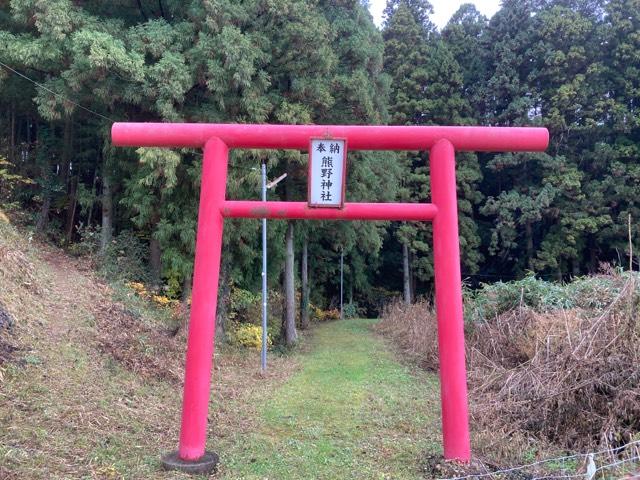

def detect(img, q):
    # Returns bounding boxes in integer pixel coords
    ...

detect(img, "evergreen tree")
[383,0,482,297]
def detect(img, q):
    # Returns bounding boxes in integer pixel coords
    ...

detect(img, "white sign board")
[308,138,347,208]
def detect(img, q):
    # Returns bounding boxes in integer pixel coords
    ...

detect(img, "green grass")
[217,319,442,479]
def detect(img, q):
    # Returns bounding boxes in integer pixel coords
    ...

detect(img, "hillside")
[0,221,445,479]
[0,220,288,478]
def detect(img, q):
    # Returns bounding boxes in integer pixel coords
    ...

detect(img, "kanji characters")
[311,139,344,205]
[321,156,333,168]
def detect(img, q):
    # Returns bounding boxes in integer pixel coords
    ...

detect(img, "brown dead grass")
[94,302,184,384]
[377,274,640,469]
[470,277,640,454]
[0,221,301,479]
[0,223,48,384]
[376,300,440,372]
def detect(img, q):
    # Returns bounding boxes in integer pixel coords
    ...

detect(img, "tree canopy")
[1,0,638,327]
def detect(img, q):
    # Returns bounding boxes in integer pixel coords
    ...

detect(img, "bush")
[378,271,640,464]
[465,274,573,324]
[342,302,362,319]
[310,304,340,322]
[229,286,261,324]
[466,271,634,324]
[228,323,272,350]
[68,224,101,257]
[99,230,150,283]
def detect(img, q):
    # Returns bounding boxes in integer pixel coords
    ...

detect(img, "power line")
[0,60,115,123]
[0,63,259,164]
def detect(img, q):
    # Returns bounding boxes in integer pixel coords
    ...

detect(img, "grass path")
[217,319,442,479]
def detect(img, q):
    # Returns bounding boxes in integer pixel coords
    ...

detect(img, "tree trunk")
[284,221,297,344]
[300,237,309,329]
[525,220,534,270]
[100,166,113,255]
[60,116,75,241]
[588,237,598,274]
[216,255,231,343]
[26,116,31,151]
[9,101,15,163]
[35,194,51,233]
[61,115,72,185]
[167,272,193,335]
[403,242,412,305]
[64,176,78,242]
[86,166,98,228]
[182,271,192,298]
[149,233,162,288]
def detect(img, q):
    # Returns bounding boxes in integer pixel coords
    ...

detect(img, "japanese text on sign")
[308,138,346,207]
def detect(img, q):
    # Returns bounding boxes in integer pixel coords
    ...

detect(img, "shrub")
[342,302,363,319]
[229,286,261,323]
[378,271,640,464]
[68,224,101,257]
[310,304,340,322]
[466,273,573,323]
[228,323,272,350]
[99,230,150,283]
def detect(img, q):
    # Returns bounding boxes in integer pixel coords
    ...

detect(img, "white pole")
[261,161,267,373]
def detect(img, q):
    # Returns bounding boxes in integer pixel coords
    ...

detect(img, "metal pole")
[340,247,344,320]
[261,160,268,373]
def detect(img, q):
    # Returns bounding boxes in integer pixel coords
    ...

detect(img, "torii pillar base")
[161,451,219,474]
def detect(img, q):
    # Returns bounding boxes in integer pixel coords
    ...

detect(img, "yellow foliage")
[152,295,171,306]
[311,304,340,321]
[92,464,123,479]
[126,281,146,294]
[0,210,9,224]
[229,323,272,350]
[126,282,179,309]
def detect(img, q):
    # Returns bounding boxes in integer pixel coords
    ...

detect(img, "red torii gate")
[112,123,549,473]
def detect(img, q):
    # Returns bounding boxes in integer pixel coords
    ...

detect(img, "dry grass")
[95,302,185,384]
[470,275,640,455]
[377,273,640,472]
[0,222,48,382]
[376,300,440,372]
[0,221,300,479]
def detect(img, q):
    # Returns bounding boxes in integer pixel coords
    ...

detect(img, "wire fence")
[441,440,640,480]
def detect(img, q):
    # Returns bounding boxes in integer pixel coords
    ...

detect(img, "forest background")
[0,0,638,342]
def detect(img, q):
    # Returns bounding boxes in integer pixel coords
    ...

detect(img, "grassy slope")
[0,223,442,479]
[219,319,442,479]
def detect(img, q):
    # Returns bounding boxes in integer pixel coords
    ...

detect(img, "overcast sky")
[367,0,501,30]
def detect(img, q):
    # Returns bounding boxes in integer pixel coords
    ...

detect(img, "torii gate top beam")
[112,122,548,152]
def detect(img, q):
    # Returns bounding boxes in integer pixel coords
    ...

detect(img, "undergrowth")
[378,271,640,475]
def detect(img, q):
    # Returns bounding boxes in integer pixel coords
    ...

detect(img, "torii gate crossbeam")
[112,123,549,473]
